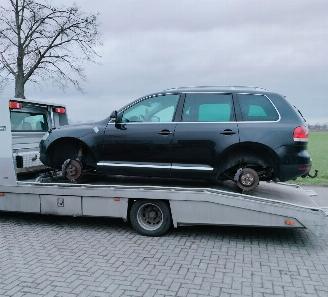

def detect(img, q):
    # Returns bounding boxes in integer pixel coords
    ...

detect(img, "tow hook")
[303,169,318,179]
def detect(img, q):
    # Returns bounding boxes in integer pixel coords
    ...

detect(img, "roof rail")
[164,85,268,91]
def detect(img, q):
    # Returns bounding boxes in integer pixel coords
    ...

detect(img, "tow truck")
[0,99,327,236]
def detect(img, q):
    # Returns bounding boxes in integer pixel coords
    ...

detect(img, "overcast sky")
[1,0,328,123]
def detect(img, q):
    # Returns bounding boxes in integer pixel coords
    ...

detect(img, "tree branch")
[0,0,100,97]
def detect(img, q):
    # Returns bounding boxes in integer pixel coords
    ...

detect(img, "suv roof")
[164,86,269,93]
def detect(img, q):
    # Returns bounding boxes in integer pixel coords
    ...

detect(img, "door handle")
[158,129,173,136]
[220,129,236,136]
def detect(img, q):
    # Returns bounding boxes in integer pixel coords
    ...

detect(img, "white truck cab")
[9,98,68,173]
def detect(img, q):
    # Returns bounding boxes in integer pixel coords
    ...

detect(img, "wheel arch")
[217,141,280,178]
[47,137,96,168]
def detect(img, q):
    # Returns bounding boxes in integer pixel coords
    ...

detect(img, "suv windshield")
[10,111,48,132]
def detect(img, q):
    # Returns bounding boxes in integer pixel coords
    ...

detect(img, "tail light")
[293,126,309,142]
[53,107,66,114]
[9,101,23,109]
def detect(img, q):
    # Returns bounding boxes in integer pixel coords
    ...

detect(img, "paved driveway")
[0,187,327,297]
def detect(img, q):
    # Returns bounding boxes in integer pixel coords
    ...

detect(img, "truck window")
[10,111,48,132]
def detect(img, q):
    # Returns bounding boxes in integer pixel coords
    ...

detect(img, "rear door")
[170,92,239,178]
[234,93,281,145]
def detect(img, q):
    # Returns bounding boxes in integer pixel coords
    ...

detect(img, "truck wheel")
[235,168,259,192]
[130,200,172,236]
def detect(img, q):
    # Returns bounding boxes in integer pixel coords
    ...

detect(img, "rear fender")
[216,142,279,177]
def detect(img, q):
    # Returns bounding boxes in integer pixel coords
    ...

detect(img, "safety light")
[9,101,23,109]
[54,107,66,114]
[293,126,308,142]
[284,219,295,226]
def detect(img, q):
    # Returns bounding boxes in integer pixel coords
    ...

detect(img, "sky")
[1,0,328,124]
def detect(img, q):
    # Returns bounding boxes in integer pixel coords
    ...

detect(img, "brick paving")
[0,212,328,297]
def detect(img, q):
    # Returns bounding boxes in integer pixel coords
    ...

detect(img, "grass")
[295,131,328,186]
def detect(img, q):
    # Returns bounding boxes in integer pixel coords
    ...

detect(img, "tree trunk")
[15,46,25,99]
[15,75,25,98]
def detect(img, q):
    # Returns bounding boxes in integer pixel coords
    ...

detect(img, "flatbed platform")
[1,174,326,235]
[16,174,321,210]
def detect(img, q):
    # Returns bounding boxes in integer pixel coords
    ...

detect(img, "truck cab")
[9,99,68,174]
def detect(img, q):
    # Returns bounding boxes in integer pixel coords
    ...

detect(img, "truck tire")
[130,200,172,236]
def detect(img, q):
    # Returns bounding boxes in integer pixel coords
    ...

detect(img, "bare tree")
[0,0,99,98]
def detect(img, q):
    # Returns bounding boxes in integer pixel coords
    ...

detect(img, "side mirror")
[110,110,118,123]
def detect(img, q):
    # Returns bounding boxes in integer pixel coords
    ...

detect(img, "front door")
[171,93,239,179]
[99,94,180,177]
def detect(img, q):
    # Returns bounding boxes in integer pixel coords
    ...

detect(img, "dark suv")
[40,86,311,191]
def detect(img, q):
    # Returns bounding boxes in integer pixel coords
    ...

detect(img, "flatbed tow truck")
[0,99,327,236]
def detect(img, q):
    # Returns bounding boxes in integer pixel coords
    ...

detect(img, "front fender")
[40,124,106,166]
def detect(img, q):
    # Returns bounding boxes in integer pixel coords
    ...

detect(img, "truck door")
[9,100,67,173]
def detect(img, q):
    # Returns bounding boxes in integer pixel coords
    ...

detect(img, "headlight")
[42,132,50,141]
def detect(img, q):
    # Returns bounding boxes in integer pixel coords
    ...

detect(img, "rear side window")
[10,111,48,132]
[238,94,279,121]
[182,93,234,122]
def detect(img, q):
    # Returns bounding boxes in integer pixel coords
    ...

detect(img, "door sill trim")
[97,161,213,171]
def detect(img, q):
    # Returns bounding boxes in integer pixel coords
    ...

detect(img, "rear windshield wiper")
[293,105,307,122]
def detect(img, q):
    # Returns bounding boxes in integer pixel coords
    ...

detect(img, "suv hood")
[48,120,106,139]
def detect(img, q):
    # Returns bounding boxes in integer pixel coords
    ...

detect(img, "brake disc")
[235,167,259,192]
[62,159,83,182]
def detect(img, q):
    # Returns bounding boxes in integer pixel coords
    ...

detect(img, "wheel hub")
[240,173,255,186]
[234,167,259,192]
[137,203,164,231]
[62,159,83,182]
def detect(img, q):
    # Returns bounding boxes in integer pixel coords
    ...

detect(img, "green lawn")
[295,131,328,185]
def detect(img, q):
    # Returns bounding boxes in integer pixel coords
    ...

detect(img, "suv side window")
[121,94,179,123]
[238,94,279,121]
[182,93,234,122]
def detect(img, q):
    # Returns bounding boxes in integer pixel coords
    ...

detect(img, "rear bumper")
[276,145,311,182]
[279,163,311,182]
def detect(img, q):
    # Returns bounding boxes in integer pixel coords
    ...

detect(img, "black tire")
[129,200,172,236]
[236,167,259,192]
